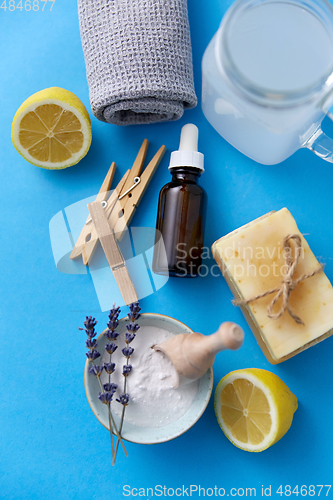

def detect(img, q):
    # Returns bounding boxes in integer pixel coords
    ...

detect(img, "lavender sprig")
[80,313,127,464]
[81,316,115,456]
[104,308,118,460]
[104,306,128,463]
[113,302,140,465]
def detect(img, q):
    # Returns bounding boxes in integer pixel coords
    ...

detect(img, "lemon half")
[215,368,298,452]
[11,87,92,169]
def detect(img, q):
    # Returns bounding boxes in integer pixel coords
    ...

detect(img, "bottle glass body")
[153,168,206,278]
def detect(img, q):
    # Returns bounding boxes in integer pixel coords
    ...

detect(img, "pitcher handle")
[305,125,333,162]
[304,98,333,161]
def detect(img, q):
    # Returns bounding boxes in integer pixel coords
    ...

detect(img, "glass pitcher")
[202,0,333,165]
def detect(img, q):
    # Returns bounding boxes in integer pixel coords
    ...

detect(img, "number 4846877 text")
[276,486,331,496]
[0,0,56,11]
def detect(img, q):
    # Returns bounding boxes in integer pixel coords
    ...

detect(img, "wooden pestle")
[154,322,244,388]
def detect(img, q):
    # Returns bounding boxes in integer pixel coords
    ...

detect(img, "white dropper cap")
[169,124,204,172]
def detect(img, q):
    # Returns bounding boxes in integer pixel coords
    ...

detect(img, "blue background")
[1,0,333,498]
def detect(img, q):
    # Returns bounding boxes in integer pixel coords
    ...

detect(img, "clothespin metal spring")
[85,176,141,224]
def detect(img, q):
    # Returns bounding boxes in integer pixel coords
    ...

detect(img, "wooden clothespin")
[113,140,166,239]
[88,200,138,306]
[70,140,166,266]
[69,162,116,264]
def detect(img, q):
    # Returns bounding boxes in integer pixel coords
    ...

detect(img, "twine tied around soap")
[233,234,324,326]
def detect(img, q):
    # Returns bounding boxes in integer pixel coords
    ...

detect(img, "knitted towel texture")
[78,0,197,125]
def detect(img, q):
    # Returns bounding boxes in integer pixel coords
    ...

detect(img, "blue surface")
[1,1,333,499]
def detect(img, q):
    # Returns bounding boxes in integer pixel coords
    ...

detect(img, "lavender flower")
[122,365,132,377]
[104,329,119,341]
[86,350,100,362]
[79,316,98,338]
[84,316,98,331]
[125,332,136,344]
[109,306,120,321]
[104,306,121,338]
[86,338,98,349]
[105,343,118,354]
[107,319,119,331]
[86,329,97,339]
[126,322,140,333]
[103,383,118,394]
[122,346,134,359]
[89,365,104,377]
[99,392,113,404]
[116,393,130,406]
[104,362,116,374]
[128,302,141,321]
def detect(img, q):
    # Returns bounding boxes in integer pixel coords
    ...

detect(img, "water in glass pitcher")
[202,0,333,164]
[227,2,333,92]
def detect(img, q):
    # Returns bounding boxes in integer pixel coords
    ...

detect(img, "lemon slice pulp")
[215,369,297,452]
[11,87,92,169]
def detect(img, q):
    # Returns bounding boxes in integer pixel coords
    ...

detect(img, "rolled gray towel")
[78,0,198,125]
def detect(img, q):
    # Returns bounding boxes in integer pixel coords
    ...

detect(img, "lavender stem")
[108,402,115,458]
[91,362,116,461]
[114,302,141,461]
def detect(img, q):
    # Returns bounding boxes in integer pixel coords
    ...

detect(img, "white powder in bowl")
[101,326,199,428]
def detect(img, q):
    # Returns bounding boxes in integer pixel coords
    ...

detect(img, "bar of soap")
[212,208,333,364]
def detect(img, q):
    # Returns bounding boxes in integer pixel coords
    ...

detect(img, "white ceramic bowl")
[84,313,213,444]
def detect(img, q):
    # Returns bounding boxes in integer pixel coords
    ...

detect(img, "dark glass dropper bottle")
[153,124,206,278]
